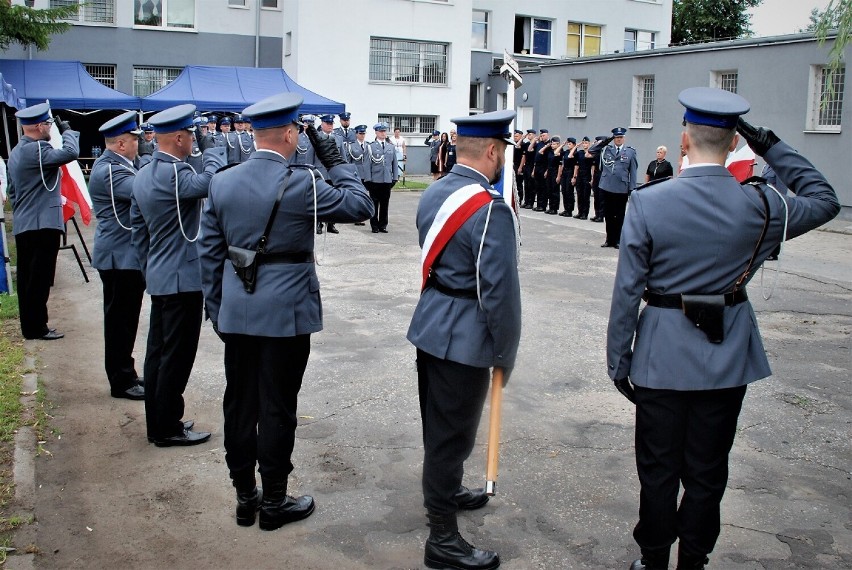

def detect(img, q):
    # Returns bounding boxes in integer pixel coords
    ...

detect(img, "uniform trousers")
[98,269,146,393]
[15,229,61,339]
[633,384,747,559]
[533,168,547,207]
[417,349,490,515]
[593,178,605,219]
[144,291,203,440]
[544,172,561,211]
[223,334,310,482]
[514,168,524,204]
[560,180,575,214]
[576,178,591,217]
[522,166,535,207]
[603,191,629,245]
[366,181,393,231]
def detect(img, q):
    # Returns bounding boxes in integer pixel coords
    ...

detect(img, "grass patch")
[395,180,429,190]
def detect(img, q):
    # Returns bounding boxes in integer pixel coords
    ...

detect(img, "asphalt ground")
[7,188,852,569]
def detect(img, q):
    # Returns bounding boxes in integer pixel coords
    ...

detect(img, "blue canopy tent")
[141,65,344,114]
[0,60,141,109]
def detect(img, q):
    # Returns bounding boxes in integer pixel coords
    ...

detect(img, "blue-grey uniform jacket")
[598,144,638,194]
[292,131,315,167]
[199,151,374,337]
[226,131,254,164]
[366,140,398,184]
[130,148,226,295]
[333,126,357,144]
[607,141,839,390]
[7,130,80,235]
[407,164,522,370]
[89,149,140,270]
[345,140,371,181]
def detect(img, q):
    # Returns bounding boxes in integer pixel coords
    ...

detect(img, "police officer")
[407,109,522,570]
[206,115,225,148]
[519,128,537,208]
[365,122,398,233]
[345,124,371,183]
[231,114,255,164]
[186,116,206,172]
[531,129,550,211]
[425,129,442,180]
[7,103,79,340]
[89,111,147,400]
[511,129,525,204]
[572,136,595,220]
[595,127,637,247]
[137,123,157,156]
[558,137,577,217]
[199,92,373,530]
[130,104,227,447]
[607,87,839,570]
[220,116,240,164]
[588,134,607,222]
[333,111,356,143]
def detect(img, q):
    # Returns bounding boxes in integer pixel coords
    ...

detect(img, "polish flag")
[48,114,92,225]
[725,144,756,182]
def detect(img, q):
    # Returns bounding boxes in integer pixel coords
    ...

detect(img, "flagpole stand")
[60,216,89,283]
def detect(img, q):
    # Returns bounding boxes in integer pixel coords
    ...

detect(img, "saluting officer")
[365,122,398,233]
[89,111,146,401]
[7,102,79,340]
[130,104,227,447]
[333,111,356,143]
[137,123,157,156]
[607,87,839,570]
[199,93,373,530]
[511,129,525,204]
[407,110,522,570]
[519,128,536,208]
[595,127,638,248]
[186,116,206,172]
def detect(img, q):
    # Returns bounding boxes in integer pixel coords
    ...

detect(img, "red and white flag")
[725,144,756,182]
[48,113,92,225]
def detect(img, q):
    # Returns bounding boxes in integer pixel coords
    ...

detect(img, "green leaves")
[0,3,78,52]
[672,0,763,46]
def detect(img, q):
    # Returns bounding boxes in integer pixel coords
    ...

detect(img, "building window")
[569,79,588,117]
[514,17,552,56]
[133,66,182,97]
[51,0,115,24]
[134,0,194,29]
[378,114,437,136]
[84,64,116,89]
[472,10,489,50]
[808,65,845,131]
[261,0,278,7]
[369,38,448,86]
[285,31,292,57]
[499,92,507,110]
[624,29,656,52]
[470,83,483,113]
[711,70,738,93]
[632,75,655,127]
[228,0,247,6]
[567,22,602,58]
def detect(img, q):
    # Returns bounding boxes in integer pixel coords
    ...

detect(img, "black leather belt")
[643,289,748,308]
[257,251,314,265]
[426,278,478,300]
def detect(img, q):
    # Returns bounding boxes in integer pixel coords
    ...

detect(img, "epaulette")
[214,163,239,174]
[290,163,316,171]
[635,176,671,191]
[486,187,503,199]
[740,175,768,188]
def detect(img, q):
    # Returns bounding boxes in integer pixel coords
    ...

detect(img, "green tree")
[0,2,79,52]
[671,0,763,46]
[811,0,851,74]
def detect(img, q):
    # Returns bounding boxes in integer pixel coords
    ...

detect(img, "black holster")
[228,246,259,293]
[681,294,725,343]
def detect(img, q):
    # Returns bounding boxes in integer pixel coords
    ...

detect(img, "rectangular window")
[134,0,194,29]
[472,10,488,50]
[369,38,448,86]
[569,79,588,117]
[625,30,655,52]
[808,65,845,131]
[133,66,182,97]
[514,16,552,56]
[378,114,437,136]
[51,0,115,24]
[469,83,482,112]
[712,70,738,93]
[567,22,601,58]
[228,0,247,6]
[84,63,116,89]
[285,31,292,57]
[261,0,278,7]
[632,75,655,127]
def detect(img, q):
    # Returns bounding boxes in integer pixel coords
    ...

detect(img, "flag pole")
[485,367,504,495]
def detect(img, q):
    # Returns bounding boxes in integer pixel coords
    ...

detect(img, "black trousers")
[144,291,203,440]
[593,181,605,218]
[223,334,310,482]
[15,229,61,339]
[417,349,490,515]
[366,181,392,230]
[533,169,547,207]
[98,269,145,393]
[545,173,561,211]
[633,385,747,559]
[514,168,524,204]
[522,166,535,207]
[560,180,575,214]
[603,190,629,245]
[576,178,591,217]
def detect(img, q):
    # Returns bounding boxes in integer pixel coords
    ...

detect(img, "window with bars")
[514,17,552,56]
[712,70,738,93]
[567,22,602,58]
[134,0,194,29]
[369,38,448,86]
[50,0,115,24]
[569,79,588,116]
[377,114,437,136]
[84,64,116,89]
[632,75,655,127]
[808,65,845,131]
[133,66,182,97]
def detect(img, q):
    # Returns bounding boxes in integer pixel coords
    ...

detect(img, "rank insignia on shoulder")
[635,176,671,191]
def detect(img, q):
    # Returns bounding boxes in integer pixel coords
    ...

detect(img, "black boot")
[629,546,670,570]
[232,470,262,527]
[258,478,315,531]
[424,512,500,570]
[453,485,489,510]
[676,546,708,569]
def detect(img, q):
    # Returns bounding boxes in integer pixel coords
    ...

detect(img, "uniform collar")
[450,164,489,185]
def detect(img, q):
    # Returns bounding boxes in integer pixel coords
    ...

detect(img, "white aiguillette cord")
[760,183,789,300]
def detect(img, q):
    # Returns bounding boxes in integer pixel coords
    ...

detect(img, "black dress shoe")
[533,207,545,212]
[371,228,379,233]
[327,224,339,234]
[558,211,570,217]
[614,243,620,249]
[112,384,145,400]
[379,228,388,233]
[574,214,587,219]
[592,216,604,222]
[40,330,64,340]
[134,376,144,386]
[147,420,194,443]
[546,209,558,215]
[355,222,366,226]
[629,558,668,570]
[258,479,315,530]
[601,242,612,248]
[153,428,211,447]
[454,485,489,510]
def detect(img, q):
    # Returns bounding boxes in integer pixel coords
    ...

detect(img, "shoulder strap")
[734,178,771,291]
[257,169,294,253]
